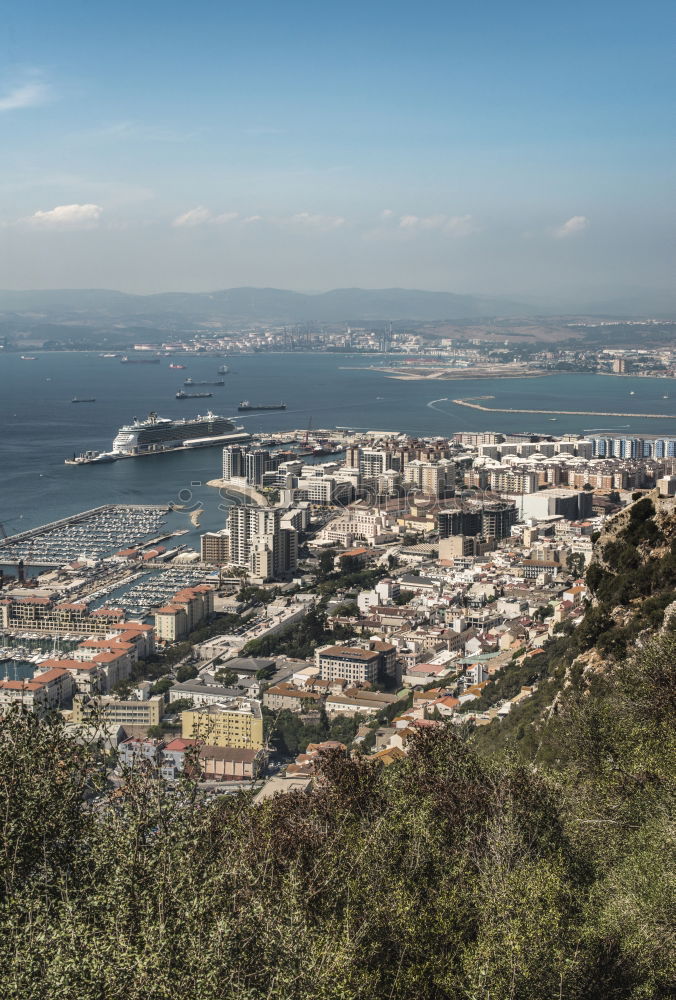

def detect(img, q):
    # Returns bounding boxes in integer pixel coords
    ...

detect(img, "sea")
[1,351,675,544]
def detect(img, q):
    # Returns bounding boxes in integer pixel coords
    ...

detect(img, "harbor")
[0,504,172,567]
[86,564,219,621]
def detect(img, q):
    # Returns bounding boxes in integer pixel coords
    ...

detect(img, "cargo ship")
[238,401,287,412]
[176,390,212,399]
[184,378,225,386]
[65,411,249,465]
[120,356,161,364]
[71,398,96,403]
[169,363,186,369]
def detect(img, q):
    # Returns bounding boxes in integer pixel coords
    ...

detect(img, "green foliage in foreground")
[0,630,673,1000]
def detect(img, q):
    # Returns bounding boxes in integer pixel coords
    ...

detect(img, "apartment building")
[153,584,214,642]
[0,597,132,637]
[315,641,398,685]
[215,505,297,582]
[0,666,75,713]
[181,698,264,749]
[72,693,164,727]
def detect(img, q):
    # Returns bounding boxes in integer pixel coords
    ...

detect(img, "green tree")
[214,667,239,687]
[175,663,198,683]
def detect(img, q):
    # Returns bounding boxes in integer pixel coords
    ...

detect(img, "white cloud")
[0,81,50,112]
[243,215,263,224]
[172,206,212,227]
[27,203,102,228]
[554,215,589,238]
[212,211,239,225]
[287,212,346,230]
[380,209,394,220]
[398,213,477,236]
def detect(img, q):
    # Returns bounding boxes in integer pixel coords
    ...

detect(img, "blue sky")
[0,0,674,303]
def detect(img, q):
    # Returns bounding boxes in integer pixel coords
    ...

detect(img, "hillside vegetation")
[0,498,674,999]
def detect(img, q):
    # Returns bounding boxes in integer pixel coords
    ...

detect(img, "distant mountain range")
[0,286,534,323]
[0,286,673,325]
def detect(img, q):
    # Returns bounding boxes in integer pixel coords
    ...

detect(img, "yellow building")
[181,699,264,749]
[72,694,164,727]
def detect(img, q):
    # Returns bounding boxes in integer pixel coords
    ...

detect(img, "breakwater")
[452,398,676,420]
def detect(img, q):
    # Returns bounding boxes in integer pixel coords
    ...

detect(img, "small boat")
[663,395,669,399]
[20,356,37,361]
[169,363,186,369]
[72,398,96,403]
[217,365,229,374]
[629,391,635,395]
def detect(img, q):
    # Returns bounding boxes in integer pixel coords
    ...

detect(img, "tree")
[566,552,586,578]
[318,548,337,577]
[214,668,238,687]
[166,698,194,715]
[149,676,173,696]
[175,663,198,683]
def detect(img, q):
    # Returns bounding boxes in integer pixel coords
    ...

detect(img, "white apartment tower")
[224,505,297,581]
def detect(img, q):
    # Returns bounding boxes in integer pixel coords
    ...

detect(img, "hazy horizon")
[1,1,674,306]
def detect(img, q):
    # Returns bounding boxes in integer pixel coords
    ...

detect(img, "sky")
[0,0,674,305]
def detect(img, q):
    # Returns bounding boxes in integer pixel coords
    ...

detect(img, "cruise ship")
[112,411,237,454]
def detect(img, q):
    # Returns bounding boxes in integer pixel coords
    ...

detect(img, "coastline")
[207,479,268,506]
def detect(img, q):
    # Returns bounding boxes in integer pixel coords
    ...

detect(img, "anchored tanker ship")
[65,411,249,465]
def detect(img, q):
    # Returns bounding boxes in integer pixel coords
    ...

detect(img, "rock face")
[593,490,676,574]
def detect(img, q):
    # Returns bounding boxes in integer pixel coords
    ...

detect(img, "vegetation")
[263,706,365,757]
[242,606,355,660]
[0,640,672,1000]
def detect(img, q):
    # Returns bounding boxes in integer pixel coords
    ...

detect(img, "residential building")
[181,698,264,749]
[316,640,398,685]
[72,694,164,727]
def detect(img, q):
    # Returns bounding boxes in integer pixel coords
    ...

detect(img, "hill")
[0,286,534,323]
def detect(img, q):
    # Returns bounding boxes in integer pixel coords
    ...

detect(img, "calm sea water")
[1,351,674,537]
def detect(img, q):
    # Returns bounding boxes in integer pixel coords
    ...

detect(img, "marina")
[87,564,219,621]
[0,505,171,567]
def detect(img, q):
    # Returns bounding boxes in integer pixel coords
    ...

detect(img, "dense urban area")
[2,423,676,787]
